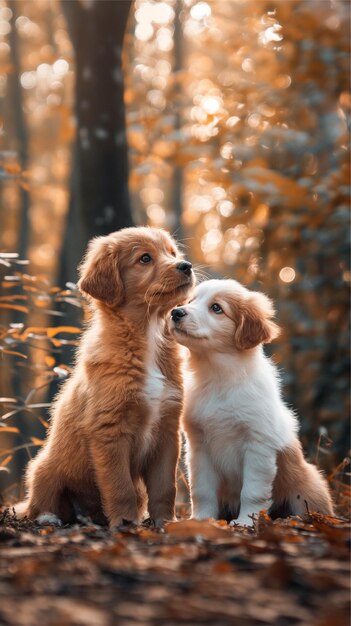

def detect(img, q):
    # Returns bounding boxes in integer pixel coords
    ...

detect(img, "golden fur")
[18,227,194,528]
[270,440,334,519]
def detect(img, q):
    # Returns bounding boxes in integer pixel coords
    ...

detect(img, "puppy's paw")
[12,500,29,519]
[109,518,139,532]
[36,513,62,527]
[230,515,255,528]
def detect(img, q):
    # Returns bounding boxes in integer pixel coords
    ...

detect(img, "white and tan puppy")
[170,279,334,526]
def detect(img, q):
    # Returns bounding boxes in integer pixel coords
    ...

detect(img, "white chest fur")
[185,352,298,466]
[141,316,169,456]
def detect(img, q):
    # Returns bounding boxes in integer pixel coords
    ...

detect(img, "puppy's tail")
[269,440,334,519]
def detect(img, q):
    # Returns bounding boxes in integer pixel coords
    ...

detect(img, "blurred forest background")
[0,0,350,502]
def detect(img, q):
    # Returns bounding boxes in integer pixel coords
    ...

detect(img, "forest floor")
[0,508,350,626]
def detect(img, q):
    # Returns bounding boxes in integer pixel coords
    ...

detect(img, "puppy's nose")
[171,308,187,321]
[176,261,192,277]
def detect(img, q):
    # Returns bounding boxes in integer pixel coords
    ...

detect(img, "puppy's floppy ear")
[233,292,280,350]
[78,237,124,306]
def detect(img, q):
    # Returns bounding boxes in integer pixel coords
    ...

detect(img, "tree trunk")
[60,0,133,284]
[7,0,30,260]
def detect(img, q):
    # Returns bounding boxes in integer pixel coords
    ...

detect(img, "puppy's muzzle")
[176,261,192,277]
[171,307,187,323]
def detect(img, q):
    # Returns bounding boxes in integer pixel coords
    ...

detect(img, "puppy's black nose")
[176,261,192,277]
[171,308,187,321]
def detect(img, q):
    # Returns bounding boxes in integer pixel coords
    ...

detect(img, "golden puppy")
[18,227,194,528]
[171,279,334,525]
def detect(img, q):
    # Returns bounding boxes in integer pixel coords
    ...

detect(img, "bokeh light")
[279,267,296,283]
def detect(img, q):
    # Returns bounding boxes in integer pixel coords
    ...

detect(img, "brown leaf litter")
[0,508,349,626]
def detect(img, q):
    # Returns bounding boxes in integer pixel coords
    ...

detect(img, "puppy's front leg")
[189,446,219,519]
[145,428,180,527]
[90,434,138,528]
[236,446,276,526]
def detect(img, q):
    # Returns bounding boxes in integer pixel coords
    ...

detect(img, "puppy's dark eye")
[170,250,177,257]
[210,303,223,314]
[139,254,152,264]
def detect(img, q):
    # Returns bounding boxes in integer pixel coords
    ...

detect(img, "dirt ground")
[0,509,350,626]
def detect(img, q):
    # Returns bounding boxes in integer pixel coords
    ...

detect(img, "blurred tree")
[125,0,349,461]
[60,0,133,283]
[173,0,183,238]
[7,0,29,259]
